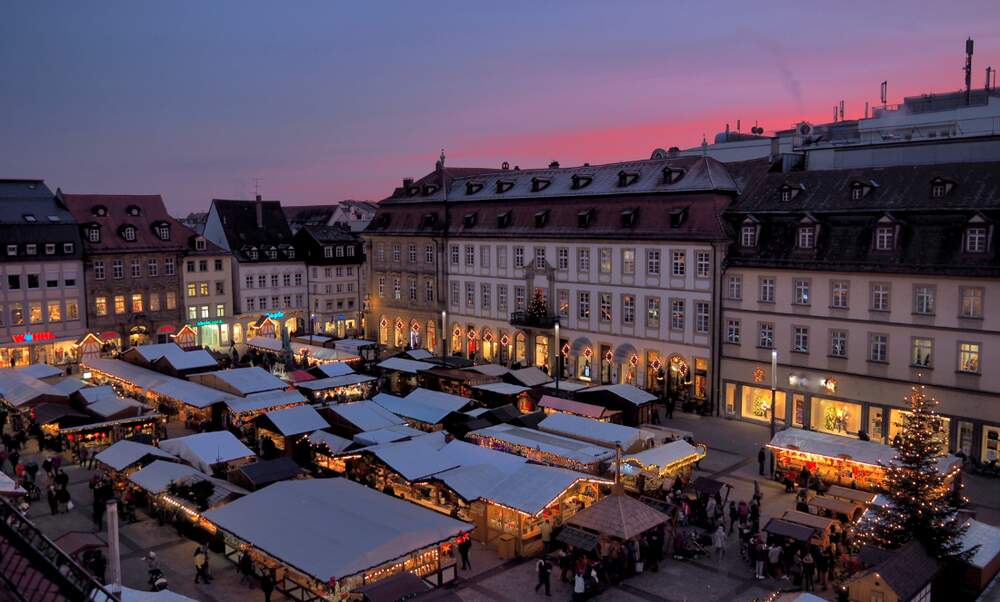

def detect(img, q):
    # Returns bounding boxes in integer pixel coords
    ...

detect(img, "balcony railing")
[509,311,557,329]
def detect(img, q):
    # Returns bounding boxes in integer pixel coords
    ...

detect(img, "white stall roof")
[363,433,457,481]
[0,369,67,407]
[129,460,206,493]
[16,364,63,379]
[483,464,609,516]
[313,363,355,378]
[376,357,435,374]
[468,424,615,465]
[352,424,425,446]
[473,382,529,396]
[538,413,641,449]
[158,349,217,371]
[95,440,177,471]
[326,400,404,432]
[79,385,120,404]
[50,378,87,395]
[88,397,150,419]
[202,479,470,582]
[541,380,591,393]
[309,430,354,453]
[376,438,525,498]
[194,367,287,396]
[404,389,471,412]
[83,359,236,409]
[581,384,657,406]
[960,519,1000,569]
[333,338,377,354]
[226,389,307,415]
[295,374,375,391]
[538,395,610,419]
[119,585,198,602]
[0,472,26,496]
[129,343,184,363]
[263,405,329,437]
[159,431,255,473]
[613,439,704,472]
[374,393,456,425]
[465,364,511,377]
[403,349,434,360]
[295,335,332,345]
[508,367,551,387]
[769,428,960,473]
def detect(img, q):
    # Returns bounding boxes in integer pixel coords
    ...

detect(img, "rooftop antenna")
[254,177,260,198]
[864,101,869,119]
[737,119,741,133]
[833,106,838,122]
[839,100,845,121]
[965,37,974,106]
[880,81,888,108]
[987,66,995,92]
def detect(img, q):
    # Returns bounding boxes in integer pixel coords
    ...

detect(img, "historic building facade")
[180,228,235,350]
[720,159,1000,460]
[0,180,85,367]
[292,225,365,337]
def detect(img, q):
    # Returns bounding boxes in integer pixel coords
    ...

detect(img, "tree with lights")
[527,289,548,322]
[860,386,972,560]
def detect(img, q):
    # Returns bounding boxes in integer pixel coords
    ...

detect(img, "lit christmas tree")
[860,386,972,560]
[527,289,548,322]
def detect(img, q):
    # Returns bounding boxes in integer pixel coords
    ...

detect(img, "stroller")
[19,479,40,502]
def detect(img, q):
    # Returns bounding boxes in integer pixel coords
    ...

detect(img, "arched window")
[122,226,136,241]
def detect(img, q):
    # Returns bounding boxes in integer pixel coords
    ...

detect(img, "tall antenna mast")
[880,81,888,108]
[965,37,974,106]
[254,177,260,198]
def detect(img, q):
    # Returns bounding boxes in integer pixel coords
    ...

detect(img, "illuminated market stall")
[247,336,361,367]
[537,413,646,453]
[609,439,707,494]
[253,405,330,453]
[538,395,621,423]
[470,382,531,411]
[466,423,615,474]
[94,440,179,479]
[372,390,472,432]
[376,357,436,395]
[59,413,164,451]
[224,389,307,429]
[159,431,256,475]
[575,384,658,426]
[294,373,375,403]
[129,459,247,537]
[768,428,962,491]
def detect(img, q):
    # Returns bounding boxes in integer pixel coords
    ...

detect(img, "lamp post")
[554,320,560,393]
[769,349,778,476]
[441,309,447,369]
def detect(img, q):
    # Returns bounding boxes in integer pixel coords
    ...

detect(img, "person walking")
[8,450,19,475]
[539,518,552,553]
[815,546,829,590]
[757,447,765,476]
[534,556,552,596]
[238,551,254,588]
[56,486,71,513]
[260,571,274,602]
[573,569,586,601]
[753,539,766,580]
[193,547,212,584]
[458,536,472,571]
[768,543,783,579]
[665,398,675,420]
[46,485,58,515]
[802,551,816,591]
[712,525,727,563]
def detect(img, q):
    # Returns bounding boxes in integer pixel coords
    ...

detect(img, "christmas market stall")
[310,430,356,472]
[189,367,287,397]
[537,413,647,453]
[253,405,330,454]
[57,413,163,451]
[94,440,179,480]
[158,431,256,476]
[470,382,531,411]
[121,343,218,377]
[465,423,615,474]
[567,486,670,542]
[202,478,470,598]
[767,428,962,492]
[15,363,65,381]
[780,510,835,548]
[318,400,407,437]
[376,357,436,395]
[418,366,499,398]
[575,384,658,426]
[294,373,375,403]
[230,457,304,491]
[372,389,473,432]
[224,389,308,430]
[609,439,707,494]
[308,362,356,379]
[248,336,361,367]
[0,368,69,413]
[538,395,621,423]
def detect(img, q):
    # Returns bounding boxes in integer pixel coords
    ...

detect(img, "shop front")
[192,319,231,351]
[0,331,80,368]
[320,312,358,339]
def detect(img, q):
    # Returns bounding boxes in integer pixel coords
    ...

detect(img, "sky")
[2,2,998,215]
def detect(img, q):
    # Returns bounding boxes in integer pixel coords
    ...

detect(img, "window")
[959,342,980,373]
[830,330,847,357]
[740,225,757,248]
[95,296,108,317]
[497,246,507,269]
[214,259,222,271]
[156,225,170,240]
[793,279,810,305]
[912,338,933,367]
[599,293,612,322]
[759,323,774,348]
[965,226,987,253]
[63,243,74,254]
[148,294,159,312]
[578,248,590,272]
[831,280,849,308]
[780,189,792,202]
[389,244,399,263]
[465,245,475,267]
[409,279,417,301]
[695,301,710,334]
[481,284,491,309]
[913,285,935,315]
[131,293,143,313]
[66,299,78,321]
[187,283,197,298]
[871,283,890,311]
[131,259,141,277]
[670,299,685,330]
[6,275,19,290]
[578,291,590,319]
[65,278,76,287]
[122,226,136,241]
[164,258,175,275]
[114,295,126,314]
[759,277,775,303]
[188,306,198,320]
[481,246,490,268]
[392,278,401,300]
[931,182,947,198]
[10,303,22,325]
[248,248,258,260]
[793,326,809,353]
[557,289,569,318]
[272,295,280,308]
[377,276,385,298]
[599,248,612,273]
[622,249,635,275]
[449,282,459,306]
[425,244,434,264]
[148,259,158,277]
[875,225,894,250]
[534,247,546,269]
[94,261,105,280]
[186,260,196,273]
[868,334,888,362]
[199,282,209,296]
[646,250,660,275]
[623,295,635,324]
[797,227,815,249]
[498,285,508,310]
[346,246,355,257]
[696,251,710,277]
[557,248,569,270]
[514,286,526,310]
[257,296,266,309]
[377,244,386,263]
[514,247,525,268]
[851,186,864,201]
[25,244,36,256]
[283,274,291,287]
[4,244,15,256]
[727,275,742,300]
[87,228,100,243]
[425,281,434,303]
[960,287,983,318]
[44,243,55,255]
[216,303,225,317]
[271,274,279,287]
[26,274,38,289]
[112,260,123,279]
[646,297,660,327]
[671,251,686,276]
[726,319,741,344]
[449,245,459,265]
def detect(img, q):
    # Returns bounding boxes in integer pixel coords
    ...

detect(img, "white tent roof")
[961,519,1000,569]
[403,349,434,360]
[313,363,355,378]
[326,400,404,432]
[363,433,457,481]
[473,382,529,396]
[193,367,287,395]
[464,364,511,377]
[295,374,375,391]
[50,378,87,395]
[581,384,657,406]
[129,460,207,493]
[129,343,183,363]
[0,368,67,407]
[540,380,591,392]
[83,359,236,409]
[403,388,471,412]
[508,367,551,387]
[309,430,354,453]
[295,335,332,345]
[769,428,960,472]
[202,479,470,582]
[157,349,218,371]
[538,413,641,449]
[613,439,705,473]
[159,431,255,472]
[468,424,616,465]
[79,385,119,404]
[373,393,456,425]
[225,389,306,415]
[95,440,177,471]
[376,357,435,374]
[483,464,608,516]
[263,405,329,437]
[0,472,25,496]
[333,338,377,354]
[352,424,425,446]
[15,364,63,379]
[87,397,150,419]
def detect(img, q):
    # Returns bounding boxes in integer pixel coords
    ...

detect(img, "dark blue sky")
[2,2,997,214]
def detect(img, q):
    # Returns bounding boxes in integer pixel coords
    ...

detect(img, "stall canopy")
[225,389,307,415]
[332,338,377,356]
[159,431,255,473]
[33,403,90,426]
[87,397,151,420]
[404,388,473,411]
[82,359,236,409]
[78,385,120,404]
[119,586,198,602]
[612,440,706,476]
[323,400,405,432]
[506,367,551,388]
[472,382,529,396]
[403,349,434,360]
[0,472,25,496]
[0,368,69,408]
[372,394,457,427]
[769,428,960,473]
[248,336,360,364]
[129,460,220,494]
[260,405,329,437]
[51,378,87,396]
[309,430,354,454]
[464,364,511,377]
[190,367,287,397]
[764,518,817,543]
[311,363,355,379]
[479,464,611,517]
[538,396,615,420]
[233,457,303,490]
[376,357,436,374]
[538,414,642,450]
[125,343,210,366]
[467,423,615,467]
[567,492,669,540]
[15,364,64,380]
[153,350,219,374]
[353,425,426,446]
[579,384,657,406]
[295,373,375,392]
[960,519,1000,570]
[202,478,470,584]
[95,440,178,472]
[539,381,592,393]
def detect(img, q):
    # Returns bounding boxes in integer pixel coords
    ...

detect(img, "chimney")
[255,194,263,228]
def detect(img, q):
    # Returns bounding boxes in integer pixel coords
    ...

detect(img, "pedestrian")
[768,543,783,579]
[260,571,274,602]
[666,398,675,420]
[535,556,552,596]
[802,551,815,591]
[0,449,6,473]
[458,536,472,570]
[47,485,59,515]
[573,570,585,601]
[558,548,572,583]
[193,546,211,584]
[51,454,62,472]
[712,524,726,562]
[790,550,803,587]
[728,501,738,534]
[42,456,52,479]
[78,446,89,469]
[238,551,254,588]
[56,486,71,513]
[55,469,69,490]
[540,518,552,553]
[753,539,766,580]
[757,446,765,475]
[15,462,25,481]
[25,461,38,483]
[706,496,717,529]
[816,546,829,590]
[9,450,19,474]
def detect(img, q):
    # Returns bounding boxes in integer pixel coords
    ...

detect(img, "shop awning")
[768,427,960,474]
[764,518,817,543]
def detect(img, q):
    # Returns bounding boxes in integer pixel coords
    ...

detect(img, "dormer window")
[421,184,438,196]
[669,208,688,228]
[93,205,108,217]
[662,167,685,184]
[421,213,437,228]
[531,177,551,192]
[617,171,639,187]
[405,186,420,197]
[497,211,513,228]
[463,212,477,228]
[465,182,484,195]
[155,224,170,240]
[248,248,258,260]
[929,177,954,199]
[122,225,137,241]
[571,174,593,190]
[194,238,206,251]
[126,205,141,216]
[266,247,278,260]
[621,208,638,227]
[577,209,595,228]
[286,248,295,259]
[496,180,515,194]
[797,225,816,249]
[324,245,334,258]
[740,222,758,248]
[535,210,550,228]
[874,224,895,251]
[965,225,988,253]
[87,227,101,243]
[848,181,871,201]
[23,214,36,223]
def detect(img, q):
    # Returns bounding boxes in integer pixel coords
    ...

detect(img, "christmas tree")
[860,386,972,560]
[527,289,548,321]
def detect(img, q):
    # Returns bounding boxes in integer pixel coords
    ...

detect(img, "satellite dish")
[650,148,668,160]
[797,122,813,136]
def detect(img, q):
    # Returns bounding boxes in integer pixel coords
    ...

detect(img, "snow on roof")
[248,337,360,363]
[403,349,434,360]
[508,367,551,387]
[961,519,1000,568]
[225,389,306,415]
[202,479,470,582]
[540,380,591,392]
[373,393,459,425]
[468,424,616,465]
[262,405,329,437]
[119,585,198,602]
[15,364,63,379]
[465,364,511,377]
[580,384,657,406]
[157,349,217,371]
[295,374,375,391]
[463,407,490,417]
[0,368,67,407]
[129,460,207,493]
[614,439,705,473]
[83,359,236,409]
[333,338,377,354]
[352,424,425,446]
[326,400,404,432]
[362,433,458,481]
[769,428,960,473]
[87,396,150,419]
[295,335,332,344]
[483,464,609,516]
[78,385,119,404]
[538,395,609,419]
[159,431,255,472]
[473,382,529,396]
[376,357,435,374]
[0,471,26,496]
[130,343,183,363]
[95,440,177,471]
[309,430,354,453]
[193,367,287,395]
[313,363,355,378]
[538,413,641,449]
[50,378,87,395]
[403,388,471,411]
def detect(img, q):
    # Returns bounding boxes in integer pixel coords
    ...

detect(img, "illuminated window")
[959,342,980,373]
[47,301,61,322]
[95,297,108,317]
[131,293,143,313]
[114,295,126,314]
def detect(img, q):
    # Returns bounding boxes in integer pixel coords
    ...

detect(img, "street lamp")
[769,349,778,476]
[554,320,560,393]
[441,309,448,369]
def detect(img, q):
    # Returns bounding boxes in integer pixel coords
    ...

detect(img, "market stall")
[224,389,308,429]
[295,373,375,403]
[465,423,615,474]
[59,414,163,451]
[611,439,707,494]
[806,494,864,522]
[376,357,435,395]
[159,431,256,476]
[372,390,472,432]
[248,336,361,367]
[254,405,330,453]
[94,440,179,479]
[575,384,658,426]
[470,382,531,411]
[419,367,498,398]
[781,510,835,548]
[537,395,620,423]
[537,413,646,452]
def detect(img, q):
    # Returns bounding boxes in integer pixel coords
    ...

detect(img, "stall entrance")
[129,326,150,347]
[534,335,549,372]
[667,355,690,408]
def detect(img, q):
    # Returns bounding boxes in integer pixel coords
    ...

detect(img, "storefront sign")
[266,312,285,319]
[157,325,176,333]
[12,331,55,343]
[196,319,225,327]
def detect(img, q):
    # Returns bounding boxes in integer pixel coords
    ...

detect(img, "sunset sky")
[2,1,997,214]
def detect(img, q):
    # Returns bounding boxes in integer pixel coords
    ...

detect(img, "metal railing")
[509,311,557,328]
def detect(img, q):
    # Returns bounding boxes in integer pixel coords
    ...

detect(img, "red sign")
[157,325,176,334]
[11,332,55,343]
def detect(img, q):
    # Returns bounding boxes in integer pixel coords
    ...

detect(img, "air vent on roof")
[535,210,550,228]
[571,174,593,190]
[47,215,60,222]
[93,205,107,217]
[669,207,688,228]
[621,208,638,227]
[578,209,595,228]
[496,180,515,194]
[662,167,686,184]
[466,182,484,195]
[463,212,477,227]
[617,171,640,187]
[531,177,552,192]
[497,211,513,228]
[548,161,560,169]
[420,213,436,228]
[23,214,36,223]
[422,184,438,196]
[126,205,141,216]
